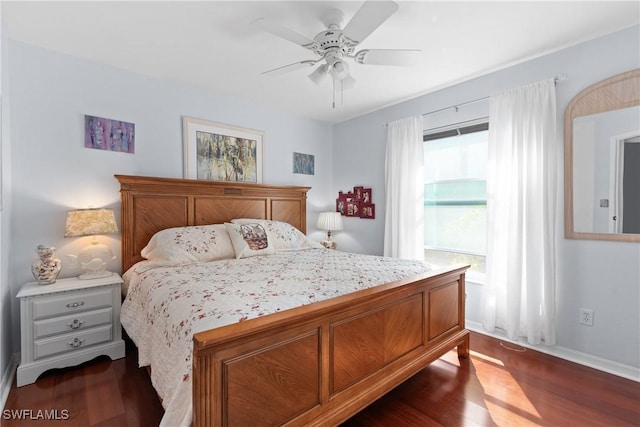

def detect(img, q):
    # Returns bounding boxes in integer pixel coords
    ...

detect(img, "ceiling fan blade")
[252,18,316,49]
[342,0,399,45]
[354,49,422,66]
[261,60,318,76]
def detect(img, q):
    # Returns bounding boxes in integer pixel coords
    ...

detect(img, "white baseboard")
[466,321,640,382]
[1,353,19,410]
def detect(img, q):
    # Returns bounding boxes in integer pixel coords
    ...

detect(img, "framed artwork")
[85,115,135,153]
[182,116,263,183]
[360,204,375,219]
[293,152,315,175]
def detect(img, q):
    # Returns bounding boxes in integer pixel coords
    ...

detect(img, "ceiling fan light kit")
[254,0,421,108]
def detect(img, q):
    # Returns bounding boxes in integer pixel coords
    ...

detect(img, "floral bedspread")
[120,248,432,427]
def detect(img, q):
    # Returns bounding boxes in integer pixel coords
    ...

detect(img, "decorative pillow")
[225,222,276,259]
[230,219,319,251]
[141,224,235,263]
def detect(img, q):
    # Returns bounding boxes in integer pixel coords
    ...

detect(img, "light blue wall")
[3,40,334,357]
[332,26,640,368]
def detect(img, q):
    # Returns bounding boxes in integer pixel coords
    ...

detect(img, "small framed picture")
[344,191,355,202]
[336,198,345,215]
[362,188,372,204]
[353,186,364,201]
[360,204,375,219]
[293,152,315,175]
[345,200,361,217]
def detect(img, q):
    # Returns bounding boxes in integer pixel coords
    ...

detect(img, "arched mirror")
[565,69,640,241]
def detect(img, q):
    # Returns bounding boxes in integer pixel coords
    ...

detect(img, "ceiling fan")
[253,0,421,108]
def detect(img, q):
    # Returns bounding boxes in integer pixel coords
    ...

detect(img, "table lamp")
[64,208,119,279]
[316,211,343,250]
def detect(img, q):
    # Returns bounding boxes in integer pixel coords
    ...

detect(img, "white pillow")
[225,222,276,259]
[230,219,319,251]
[141,224,235,263]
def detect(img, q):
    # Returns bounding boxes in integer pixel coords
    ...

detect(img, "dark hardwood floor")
[4,331,639,426]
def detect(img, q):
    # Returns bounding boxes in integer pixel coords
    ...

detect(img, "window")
[423,122,488,276]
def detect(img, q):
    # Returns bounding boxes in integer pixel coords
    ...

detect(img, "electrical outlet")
[580,308,594,326]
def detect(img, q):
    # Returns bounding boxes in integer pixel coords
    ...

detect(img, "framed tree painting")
[182,116,263,183]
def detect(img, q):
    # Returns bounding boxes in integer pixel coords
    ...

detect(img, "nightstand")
[16,274,125,386]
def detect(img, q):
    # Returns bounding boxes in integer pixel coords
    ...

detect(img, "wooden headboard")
[115,175,310,271]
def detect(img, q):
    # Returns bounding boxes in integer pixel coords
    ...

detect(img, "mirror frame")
[564,68,640,242]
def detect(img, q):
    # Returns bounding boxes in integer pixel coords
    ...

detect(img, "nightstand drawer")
[34,325,113,360]
[33,308,112,339]
[32,288,112,320]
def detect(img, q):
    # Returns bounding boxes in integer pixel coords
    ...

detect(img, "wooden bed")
[116,174,470,427]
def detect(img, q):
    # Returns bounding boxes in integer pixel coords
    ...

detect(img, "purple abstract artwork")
[85,115,135,153]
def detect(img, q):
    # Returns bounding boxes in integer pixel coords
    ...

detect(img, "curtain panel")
[483,79,558,345]
[384,116,424,260]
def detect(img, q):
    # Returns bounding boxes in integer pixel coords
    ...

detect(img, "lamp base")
[321,240,337,250]
[78,270,113,280]
[69,240,116,281]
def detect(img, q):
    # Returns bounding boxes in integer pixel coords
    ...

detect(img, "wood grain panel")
[193,197,267,225]
[331,296,423,394]
[383,295,423,363]
[270,199,305,232]
[224,332,320,426]
[132,195,188,260]
[428,281,460,340]
[331,311,385,393]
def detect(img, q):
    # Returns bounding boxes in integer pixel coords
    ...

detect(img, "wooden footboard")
[193,265,469,427]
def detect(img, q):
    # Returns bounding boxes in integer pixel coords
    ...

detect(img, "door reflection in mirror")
[572,106,640,234]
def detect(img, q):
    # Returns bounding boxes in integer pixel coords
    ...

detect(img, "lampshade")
[317,212,343,232]
[308,64,329,85]
[329,59,349,80]
[64,208,119,237]
[64,208,118,280]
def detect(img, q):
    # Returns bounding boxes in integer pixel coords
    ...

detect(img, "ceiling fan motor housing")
[312,29,355,57]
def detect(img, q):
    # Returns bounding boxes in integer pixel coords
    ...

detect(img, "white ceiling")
[3,1,639,124]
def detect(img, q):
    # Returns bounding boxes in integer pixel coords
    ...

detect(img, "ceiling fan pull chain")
[332,78,336,109]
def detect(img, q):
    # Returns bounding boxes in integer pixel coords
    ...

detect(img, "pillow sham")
[225,222,276,259]
[141,224,235,264]
[230,218,320,251]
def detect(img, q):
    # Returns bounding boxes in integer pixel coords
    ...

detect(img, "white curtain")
[384,116,424,260]
[483,79,557,345]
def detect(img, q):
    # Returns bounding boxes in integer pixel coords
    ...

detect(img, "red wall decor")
[336,186,375,219]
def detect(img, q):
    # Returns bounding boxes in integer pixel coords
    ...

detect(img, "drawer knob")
[67,338,85,349]
[65,301,85,308]
[67,319,85,329]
